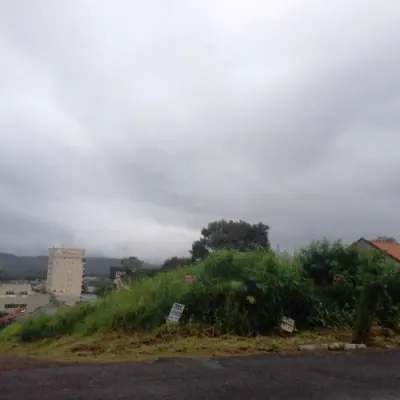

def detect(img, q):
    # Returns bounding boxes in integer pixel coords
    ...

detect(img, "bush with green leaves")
[300,239,400,332]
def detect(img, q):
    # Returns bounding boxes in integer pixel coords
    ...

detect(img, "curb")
[299,343,367,351]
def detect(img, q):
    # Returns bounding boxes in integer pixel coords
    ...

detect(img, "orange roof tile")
[371,241,400,261]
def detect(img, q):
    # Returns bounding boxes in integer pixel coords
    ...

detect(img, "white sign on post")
[167,303,185,323]
[280,316,295,333]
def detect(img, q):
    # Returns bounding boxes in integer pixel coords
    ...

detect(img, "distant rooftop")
[0,283,32,296]
[370,240,400,262]
[49,248,85,257]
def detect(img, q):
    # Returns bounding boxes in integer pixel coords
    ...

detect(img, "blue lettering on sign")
[167,303,185,323]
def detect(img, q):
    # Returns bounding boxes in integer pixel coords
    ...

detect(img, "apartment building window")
[5,291,15,295]
[5,304,27,309]
[19,291,28,295]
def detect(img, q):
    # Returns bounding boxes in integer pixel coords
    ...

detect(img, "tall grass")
[1,243,399,343]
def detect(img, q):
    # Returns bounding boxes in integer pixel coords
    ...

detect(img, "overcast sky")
[1,1,400,261]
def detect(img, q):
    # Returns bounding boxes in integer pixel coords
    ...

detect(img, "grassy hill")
[0,252,159,280]
[2,247,400,343]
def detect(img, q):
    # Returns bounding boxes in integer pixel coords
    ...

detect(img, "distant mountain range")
[0,252,160,280]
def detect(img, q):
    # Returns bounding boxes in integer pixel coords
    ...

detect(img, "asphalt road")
[1,351,400,400]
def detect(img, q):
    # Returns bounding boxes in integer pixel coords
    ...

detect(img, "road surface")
[1,351,399,399]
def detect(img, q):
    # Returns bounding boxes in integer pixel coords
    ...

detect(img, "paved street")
[1,351,400,399]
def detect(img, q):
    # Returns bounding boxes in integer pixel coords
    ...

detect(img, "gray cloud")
[1,0,400,261]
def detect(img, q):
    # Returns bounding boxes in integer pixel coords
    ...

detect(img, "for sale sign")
[280,316,295,333]
[334,274,345,283]
[167,303,185,323]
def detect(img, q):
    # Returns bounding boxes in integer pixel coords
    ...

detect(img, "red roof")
[371,241,400,261]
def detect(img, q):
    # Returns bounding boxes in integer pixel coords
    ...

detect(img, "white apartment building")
[0,283,50,313]
[46,248,86,297]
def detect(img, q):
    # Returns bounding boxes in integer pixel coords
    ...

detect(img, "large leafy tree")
[119,256,144,284]
[121,256,143,270]
[190,239,209,261]
[374,236,398,244]
[190,219,270,261]
[161,256,191,270]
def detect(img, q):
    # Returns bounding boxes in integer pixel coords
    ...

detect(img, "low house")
[0,283,50,314]
[352,238,400,263]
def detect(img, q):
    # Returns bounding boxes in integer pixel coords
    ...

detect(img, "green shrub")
[0,302,95,342]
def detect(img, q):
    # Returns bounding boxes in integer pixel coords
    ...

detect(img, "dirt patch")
[69,343,105,356]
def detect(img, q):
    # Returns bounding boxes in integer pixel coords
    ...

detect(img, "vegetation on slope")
[1,239,399,346]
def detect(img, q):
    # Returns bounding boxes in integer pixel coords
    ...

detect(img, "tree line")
[161,219,270,270]
[91,218,397,296]
[121,219,397,272]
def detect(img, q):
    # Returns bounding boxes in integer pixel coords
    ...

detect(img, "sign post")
[167,303,185,323]
[280,316,295,333]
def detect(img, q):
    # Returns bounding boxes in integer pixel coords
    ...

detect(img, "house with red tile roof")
[352,238,400,262]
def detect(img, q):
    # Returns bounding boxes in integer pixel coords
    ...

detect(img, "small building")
[0,283,32,297]
[352,238,400,262]
[28,294,98,316]
[0,283,50,314]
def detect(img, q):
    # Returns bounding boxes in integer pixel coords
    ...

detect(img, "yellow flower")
[246,295,256,304]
